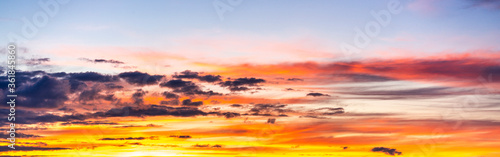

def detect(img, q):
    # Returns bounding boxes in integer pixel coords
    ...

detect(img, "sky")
[1,0,500,156]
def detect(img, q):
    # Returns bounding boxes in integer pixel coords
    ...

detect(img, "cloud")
[170,135,192,139]
[287,78,304,81]
[230,104,243,107]
[160,80,193,88]
[162,91,179,99]
[174,70,199,79]
[60,121,118,126]
[173,70,222,82]
[371,147,402,156]
[219,77,265,92]
[78,86,102,101]
[332,73,394,82]
[306,93,330,97]
[15,76,69,108]
[9,104,235,124]
[80,58,125,64]
[0,132,42,138]
[97,105,207,117]
[25,57,50,66]
[132,89,147,105]
[267,118,276,124]
[335,86,473,100]
[105,83,124,89]
[314,107,345,115]
[99,136,156,140]
[0,146,69,152]
[70,72,118,82]
[160,80,222,96]
[214,53,500,87]
[13,112,87,124]
[482,66,500,81]
[198,75,223,82]
[212,112,240,119]
[118,71,164,85]
[221,77,265,86]
[193,144,210,148]
[182,99,204,107]
[247,104,289,116]
[161,99,180,105]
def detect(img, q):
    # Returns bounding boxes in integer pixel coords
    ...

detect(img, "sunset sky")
[1,0,500,156]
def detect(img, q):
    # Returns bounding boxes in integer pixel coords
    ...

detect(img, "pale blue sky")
[1,0,500,59]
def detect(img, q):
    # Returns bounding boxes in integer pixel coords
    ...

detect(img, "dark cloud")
[99,137,148,140]
[192,144,223,148]
[482,66,500,82]
[11,111,88,124]
[132,89,147,105]
[105,83,124,89]
[248,104,288,116]
[93,105,240,120]
[49,72,68,77]
[160,80,192,88]
[219,77,265,92]
[118,71,164,85]
[315,107,345,115]
[170,135,192,139]
[97,106,207,117]
[78,86,102,102]
[0,71,46,90]
[193,144,210,148]
[173,70,199,79]
[228,86,250,92]
[300,108,345,119]
[306,92,330,97]
[230,104,243,107]
[161,99,180,105]
[61,121,118,126]
[162,91,179,99]
[0,132,42,138]
[16,76,69,108]
[182,99,203,107]
[25,57,50,66]
[173,70,222,82]
[209,112,240,119]
[6,105,214,124]
[287,78,304,81]
[220,77,265,86]
[103,94,117,101]
[160,80,222,96]
[371,147,402,156]
[198,75,222,82]
[212,144,222,148]
[267,118,276,124]
[69,79,87,93]
[0,146,69,152]
[70,72,118,82]
[76,85,117,103]
[80,58,125,64]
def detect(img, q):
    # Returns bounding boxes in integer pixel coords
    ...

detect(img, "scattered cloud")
[118,71,164,85]
[306,93,330,97]
[371,147,402,156]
